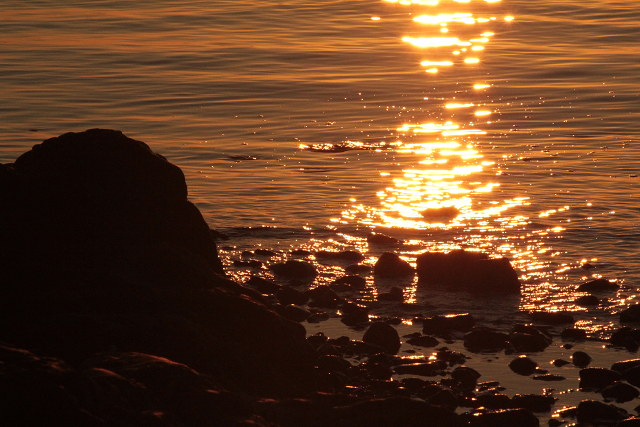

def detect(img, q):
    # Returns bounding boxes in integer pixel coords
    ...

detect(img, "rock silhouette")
[0,130,318,413]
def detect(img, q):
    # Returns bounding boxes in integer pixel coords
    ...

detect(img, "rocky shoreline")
[1,129,639,426]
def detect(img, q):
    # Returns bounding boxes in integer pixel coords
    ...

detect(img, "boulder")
[416,250,520,294]
[373,252,415,278]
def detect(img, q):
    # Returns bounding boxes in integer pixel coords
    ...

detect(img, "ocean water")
[1,0,639,335]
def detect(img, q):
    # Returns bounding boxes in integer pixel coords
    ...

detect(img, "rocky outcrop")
[0,130,317,401]
[416,250,520,294]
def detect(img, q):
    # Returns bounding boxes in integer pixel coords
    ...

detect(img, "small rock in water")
[572,351,592,368]
[509,356,539,376]
[532,374,566,382]
[280,304,312,322]
[601,382,640,403]
[373,252,415,278]
[276,286,309,305]
[378,286,404,302]
[576,400,628,425]
[575,294,599,306]
[511,394,556,412]
[245,276,281,294]
[422,313,475,336]
[451,366,481,390]
[579,367,622,390]
[610,326,640,351]
[621,366,640,388]
[611,359,640,373]
[270,260,317,279]
[330,275,367,290]
[362,322,401,354]
[464,327,508,352]
[406,335,439,348]
[315,250,364,264]
[254,248,277,257]
[345,264,371,274]
[576,278,618,292]
[553,359,571,367]
[470,408,539,427]
[530,311,575,325]
[560,328,587,341]
[367,233,400,246]
[621,305,640,323]
[416,250,520,294]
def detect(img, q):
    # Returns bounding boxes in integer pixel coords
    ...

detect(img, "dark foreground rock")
[0,130,319,426]
[416,250,520,294]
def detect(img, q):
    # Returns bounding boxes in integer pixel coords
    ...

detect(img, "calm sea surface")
[1,0,639,334]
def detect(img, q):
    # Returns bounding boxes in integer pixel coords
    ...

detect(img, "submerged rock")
[416,250,520,294]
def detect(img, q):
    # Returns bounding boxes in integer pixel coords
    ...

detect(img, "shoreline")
[2,129,639,427]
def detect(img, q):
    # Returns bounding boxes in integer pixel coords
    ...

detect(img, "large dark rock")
[416,250,520,294]
[0,130,318,399]
[1,129,223,278]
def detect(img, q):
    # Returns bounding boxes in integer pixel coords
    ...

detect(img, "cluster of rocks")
[2,129,639,427]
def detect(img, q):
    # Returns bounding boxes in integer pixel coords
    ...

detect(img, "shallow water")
[1,1,639,333]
